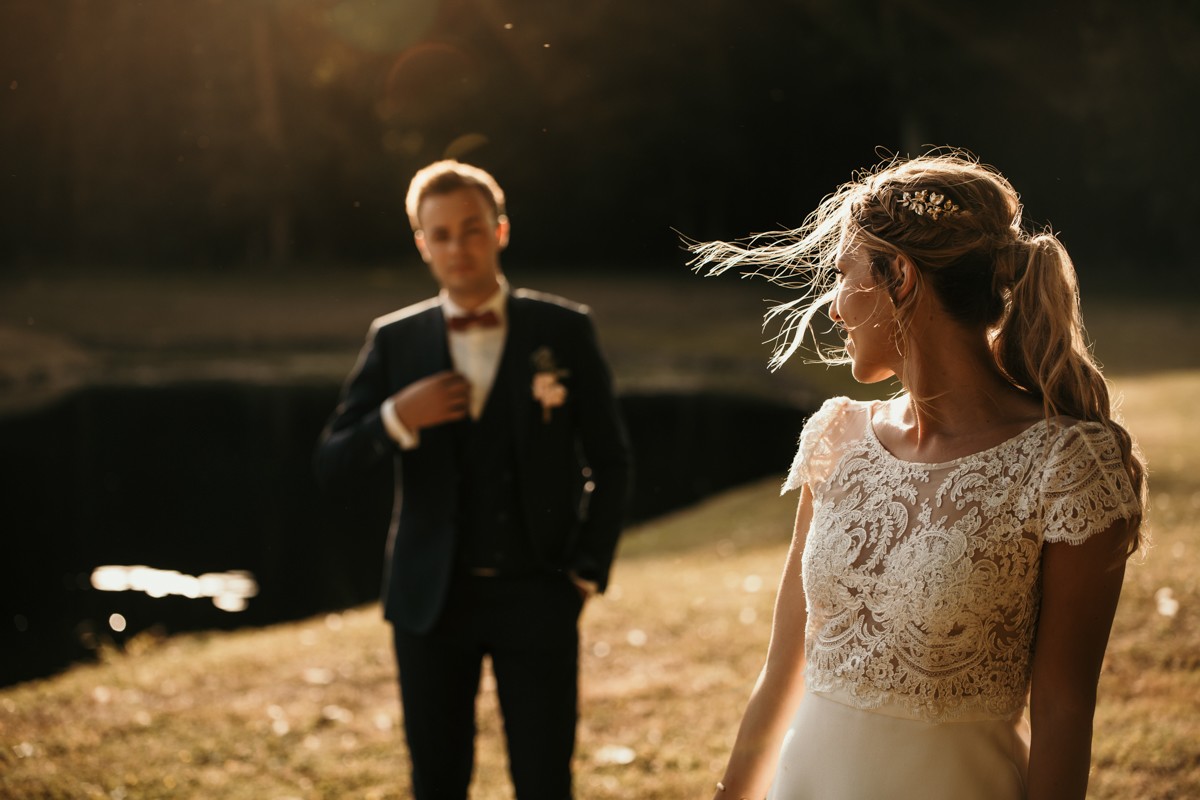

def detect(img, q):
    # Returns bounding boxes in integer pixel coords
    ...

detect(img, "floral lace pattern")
[784,397,1139,722]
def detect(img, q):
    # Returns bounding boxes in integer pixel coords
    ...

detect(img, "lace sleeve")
[782,396,850,494]
[1040,422,1141,545]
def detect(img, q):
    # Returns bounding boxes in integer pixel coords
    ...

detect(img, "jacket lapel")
[420,305,452,374]
[409,304,455,449]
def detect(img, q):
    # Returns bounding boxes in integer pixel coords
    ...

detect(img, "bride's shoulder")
[804,396,872,454]
[808,395,869,425]
[784,396,872,494]
[805,395,878,445]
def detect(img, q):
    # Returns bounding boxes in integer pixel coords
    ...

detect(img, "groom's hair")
[405,160,507,232]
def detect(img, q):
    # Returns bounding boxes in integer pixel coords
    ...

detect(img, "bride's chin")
[850,361,894,385]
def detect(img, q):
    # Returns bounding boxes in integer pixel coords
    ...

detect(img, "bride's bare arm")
[1027,519,1132,800]
[712,485,814,800]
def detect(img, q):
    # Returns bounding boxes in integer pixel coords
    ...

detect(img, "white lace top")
[783,396,1140,723]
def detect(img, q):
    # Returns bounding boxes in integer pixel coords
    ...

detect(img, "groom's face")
[415,186,509,308]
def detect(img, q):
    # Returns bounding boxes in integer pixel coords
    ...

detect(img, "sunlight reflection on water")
[90,565,259,612]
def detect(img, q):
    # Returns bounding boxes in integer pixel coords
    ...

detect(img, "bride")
[689,150,1145,800]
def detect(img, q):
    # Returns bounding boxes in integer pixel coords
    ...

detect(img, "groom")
[314,159,631,799]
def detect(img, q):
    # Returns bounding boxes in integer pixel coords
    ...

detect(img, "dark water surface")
[1,383,809,687]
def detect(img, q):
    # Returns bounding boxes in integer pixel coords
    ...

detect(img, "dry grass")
[2,370,1198,799]
[1087,372,1200,799]
[1,271,1198,798]
[0,479,794,800]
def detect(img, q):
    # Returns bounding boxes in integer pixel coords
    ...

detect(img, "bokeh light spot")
[594,744,636,765]
[742,574,764,593]
[444,132,489,160]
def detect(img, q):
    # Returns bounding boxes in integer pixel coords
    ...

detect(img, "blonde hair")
[405,159,507,232]
[690,149,1146,551]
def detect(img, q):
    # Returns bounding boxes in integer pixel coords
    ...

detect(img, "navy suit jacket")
[314,288,632,634]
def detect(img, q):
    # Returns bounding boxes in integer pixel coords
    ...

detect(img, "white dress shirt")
[381,279,509,450]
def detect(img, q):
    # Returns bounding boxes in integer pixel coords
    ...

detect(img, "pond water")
[0,383,809,686]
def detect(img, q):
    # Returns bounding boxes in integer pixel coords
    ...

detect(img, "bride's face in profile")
[831,240,900,384]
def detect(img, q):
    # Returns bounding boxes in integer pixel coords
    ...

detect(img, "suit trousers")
[392,572,585,800]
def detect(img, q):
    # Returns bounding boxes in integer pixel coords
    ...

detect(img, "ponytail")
[993,234,1092,416]
[993,233,1147,552]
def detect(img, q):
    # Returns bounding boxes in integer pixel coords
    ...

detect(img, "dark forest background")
[2,0,1198,282]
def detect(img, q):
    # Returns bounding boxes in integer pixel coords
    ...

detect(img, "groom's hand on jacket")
[392,370,471,431]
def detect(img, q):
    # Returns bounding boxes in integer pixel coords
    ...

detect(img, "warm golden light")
[90,565,259,612]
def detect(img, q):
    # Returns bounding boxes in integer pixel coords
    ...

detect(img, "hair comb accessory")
[897,189,965,221]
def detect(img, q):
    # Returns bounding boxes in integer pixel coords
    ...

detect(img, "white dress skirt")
[767,691,1030,800]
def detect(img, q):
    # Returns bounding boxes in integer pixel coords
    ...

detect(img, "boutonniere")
[531,346,569,423]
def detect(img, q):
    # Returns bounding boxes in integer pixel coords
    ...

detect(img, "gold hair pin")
[898,189,964,221]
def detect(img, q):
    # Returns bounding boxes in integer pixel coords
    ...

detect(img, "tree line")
[2,0,1196,277]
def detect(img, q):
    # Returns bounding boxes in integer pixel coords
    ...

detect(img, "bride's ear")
[889,255,917,304]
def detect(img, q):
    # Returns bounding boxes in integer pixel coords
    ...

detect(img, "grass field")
[0,270,1197,798]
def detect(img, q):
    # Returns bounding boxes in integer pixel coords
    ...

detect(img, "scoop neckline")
[863,402,1051,470]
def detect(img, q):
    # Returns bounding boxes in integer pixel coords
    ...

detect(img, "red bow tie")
[447,309,501,332]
